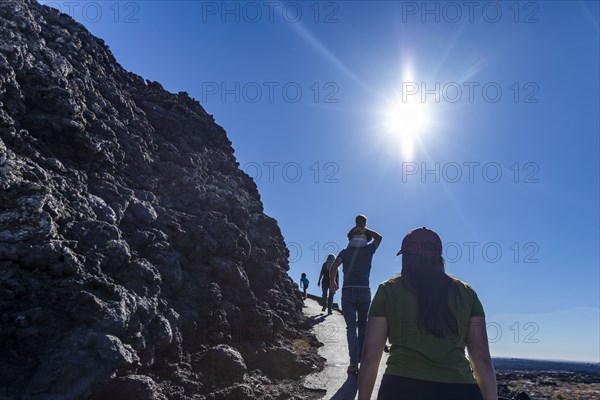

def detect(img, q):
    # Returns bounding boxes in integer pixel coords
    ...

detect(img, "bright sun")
[384,98,430,160]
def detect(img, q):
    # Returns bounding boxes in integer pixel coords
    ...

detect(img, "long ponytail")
[401,254,459,338]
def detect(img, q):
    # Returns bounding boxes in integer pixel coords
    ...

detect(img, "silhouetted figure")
[318,254,339,314]
[330,214,382,374]
[358,227,498,400]
[300,272,309,300]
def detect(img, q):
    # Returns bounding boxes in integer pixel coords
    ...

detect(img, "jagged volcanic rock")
[0,1,323,398]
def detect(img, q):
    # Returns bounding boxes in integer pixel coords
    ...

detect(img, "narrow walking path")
[302,297,388,399]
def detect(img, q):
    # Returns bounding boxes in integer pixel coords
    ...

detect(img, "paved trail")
[302,297,388,400]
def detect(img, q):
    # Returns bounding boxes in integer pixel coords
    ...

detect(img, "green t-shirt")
[368,275,485,384]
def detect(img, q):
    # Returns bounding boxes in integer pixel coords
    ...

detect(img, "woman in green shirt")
[358,227,497,400]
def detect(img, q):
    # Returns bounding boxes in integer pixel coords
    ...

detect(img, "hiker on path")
[358,227,497,400]
[317,253,338,315]
[300,272,309,300]
[330,214,382,374]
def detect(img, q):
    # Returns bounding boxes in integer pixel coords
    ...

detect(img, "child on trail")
[347,215,373,248]
[300,272,309,300]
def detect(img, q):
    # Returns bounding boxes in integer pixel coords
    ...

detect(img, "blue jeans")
[321,284,334,312]
[341,287,371,365]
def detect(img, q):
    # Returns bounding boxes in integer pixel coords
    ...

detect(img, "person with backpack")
[318,253,339,315]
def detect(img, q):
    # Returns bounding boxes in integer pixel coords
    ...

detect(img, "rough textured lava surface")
[0,1,323,399]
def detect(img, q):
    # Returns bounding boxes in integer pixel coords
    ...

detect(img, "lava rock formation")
[0,1,323,398]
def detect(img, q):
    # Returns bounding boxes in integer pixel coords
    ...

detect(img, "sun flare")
[383,98,430,160]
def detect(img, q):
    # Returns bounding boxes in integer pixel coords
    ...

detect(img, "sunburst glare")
[376,64,437,161]
[383,95,431,160]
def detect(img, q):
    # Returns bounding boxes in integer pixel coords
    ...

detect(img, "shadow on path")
[330,374,358,400]
[303,314,327,329]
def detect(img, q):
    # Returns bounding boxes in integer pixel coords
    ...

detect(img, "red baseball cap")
[396,227,442,256]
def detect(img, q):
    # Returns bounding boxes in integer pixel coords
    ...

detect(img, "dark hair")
[355,214,367,226]
[400,254,459,338]
[301,272,306,278]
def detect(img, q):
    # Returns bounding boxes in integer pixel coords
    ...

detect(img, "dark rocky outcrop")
[0,1,323,398]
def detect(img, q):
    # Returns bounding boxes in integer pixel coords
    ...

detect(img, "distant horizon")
[491,356,599,365]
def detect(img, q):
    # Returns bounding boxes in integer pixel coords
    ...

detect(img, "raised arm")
[358,316,388,400]
[365,228,382,249]
[466,316,497,400]
[329,257,342,293]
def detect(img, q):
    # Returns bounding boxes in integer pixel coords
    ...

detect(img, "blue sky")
[42,1,600,362]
